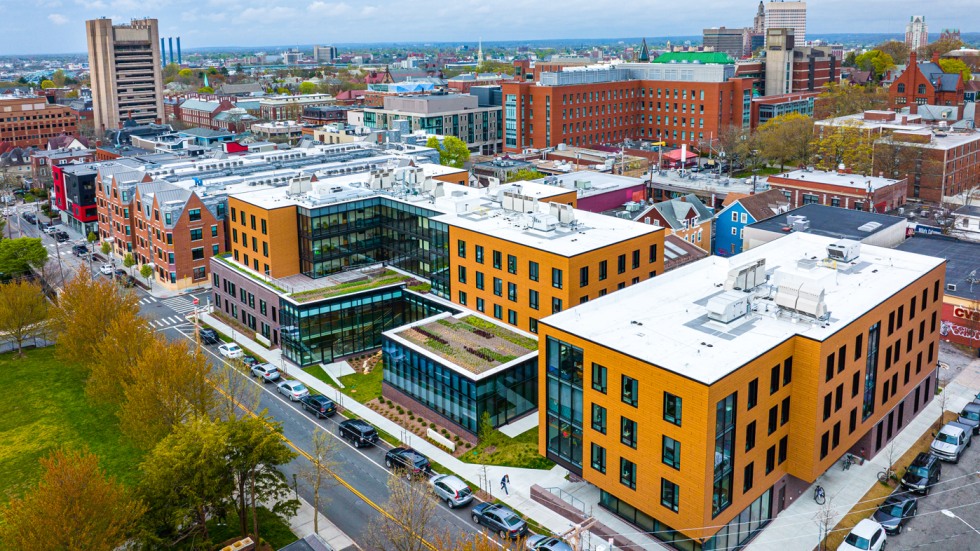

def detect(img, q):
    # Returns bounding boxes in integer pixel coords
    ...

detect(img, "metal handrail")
[542,486,586,515]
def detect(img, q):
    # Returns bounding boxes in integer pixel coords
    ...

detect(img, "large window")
[662,436,680,469]
[621,458,636,490]
[507,254,517,274]
[529,261,539,281]
[664,392,682,426]
[713,392,737,517]
[552,268,563,289]
[190,228,203,241]
[546,338,584,470]
[622,375,638,407]
[592,403,606,433]
[661,478,679,511]
[592,363,607,393]
[621,417,637,448]
[863,322,881,420]
[591,443,606,473]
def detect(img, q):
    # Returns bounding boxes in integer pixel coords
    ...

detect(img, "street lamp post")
[941,509,980,537]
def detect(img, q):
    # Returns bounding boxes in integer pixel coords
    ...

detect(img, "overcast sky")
[0,0,972,55]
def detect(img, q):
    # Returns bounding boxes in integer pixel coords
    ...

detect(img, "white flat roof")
[433,199,660,257]
[496,180,575,200]
[534,170,646,198]
[774,169,903,191]
[543,233,944,385]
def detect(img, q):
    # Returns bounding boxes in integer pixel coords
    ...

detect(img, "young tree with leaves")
[50,266,140,370]
[814,82,889,120]
[225,416,299,544]
[0,279,48,356]
[716,124,752,177]
[811,122,875,176]
[0,237,48,278]
[123,252,136,275]
[140,263,154,287]
[0,448,146,551]
[426,136,471,169]
[756,113,814,170]
[88,311,155,406]
[118,337,217,449]
[504,168,547,183]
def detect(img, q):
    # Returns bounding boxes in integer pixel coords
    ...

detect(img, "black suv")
[901,452,941,495]
[384,447,432,477]
[300,395,336,419]
[198,328,221,345]
[338,419,378,448]
[71,244,89,256]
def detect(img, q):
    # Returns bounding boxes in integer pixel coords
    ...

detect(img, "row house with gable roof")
[889,52,965,114]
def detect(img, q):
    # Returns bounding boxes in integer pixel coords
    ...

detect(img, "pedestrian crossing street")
[162,296,199,314]
[146,316,190,330]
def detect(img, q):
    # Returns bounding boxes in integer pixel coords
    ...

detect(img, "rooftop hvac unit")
[529,213,558,232]
[775,278,828,319]
[792,218,810,231]
[550,202,576,225]
[786,215,807,226]
[574,179,592,190]
[706,291,750,324]
[946,283,957,292]
[724,259,766,291]
[827,240,860,263]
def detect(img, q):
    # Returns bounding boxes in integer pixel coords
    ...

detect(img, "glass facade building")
[544,336,584,471]
[295,197,450,299]
[279,287,454,366]
[600,488,772,551]
[382,334,537,434]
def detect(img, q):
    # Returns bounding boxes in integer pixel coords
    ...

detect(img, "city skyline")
[1,0,977,55]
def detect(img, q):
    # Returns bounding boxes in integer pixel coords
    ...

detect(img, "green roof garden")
[652,52,735,65]
[395,315,537,375]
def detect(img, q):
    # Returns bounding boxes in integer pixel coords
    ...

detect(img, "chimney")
[932,51,940,64]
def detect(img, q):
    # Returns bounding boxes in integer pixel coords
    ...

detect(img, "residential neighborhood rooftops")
[543,232,944,384]
[747,204,907,241]
[896,235,980,302]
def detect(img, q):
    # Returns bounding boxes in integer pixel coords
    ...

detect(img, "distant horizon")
[1,0,979,57]
[2,31,977,59]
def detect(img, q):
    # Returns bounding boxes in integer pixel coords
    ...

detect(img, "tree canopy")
[755,113,815,170]
[0,279,49,356]
[812,122,875,176]
[854,50,896,81]
[874,41,910,65]
[298,81,317,94]
[505,168,547,182]
[40,79,55,89]
[0,237,48,277]
[0,448,145,551]
[938,58,972,82]
[425,136,471,168]
[814,82,889,119]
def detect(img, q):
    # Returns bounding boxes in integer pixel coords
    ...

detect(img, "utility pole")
[193,296,201,351]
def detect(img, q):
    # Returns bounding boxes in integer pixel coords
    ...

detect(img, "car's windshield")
[293,384,306,392]
[882,504,904,517]
[961,410,980,421]
[843,533,870,550]
[908,465,929,478]
[937,432,959,444]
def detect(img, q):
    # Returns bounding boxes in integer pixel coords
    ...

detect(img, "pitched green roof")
[652,52,735,65]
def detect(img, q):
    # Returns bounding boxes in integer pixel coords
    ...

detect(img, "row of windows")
[229,207,268,234]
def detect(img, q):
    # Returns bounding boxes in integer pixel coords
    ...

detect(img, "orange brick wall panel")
[228,197,300,278]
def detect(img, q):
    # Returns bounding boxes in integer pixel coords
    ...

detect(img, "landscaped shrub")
[429,422,436,429]
[396,406,404,414]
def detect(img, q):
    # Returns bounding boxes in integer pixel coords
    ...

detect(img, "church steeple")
[638,38,650,62]
[477,38,483,66]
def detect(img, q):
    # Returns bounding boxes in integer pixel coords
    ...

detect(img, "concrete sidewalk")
[200,313,659,549]
[284,493,357,551]
[748,353,980,550]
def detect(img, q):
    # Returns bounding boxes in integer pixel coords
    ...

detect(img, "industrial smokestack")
[177,37,182,65]
[161,38,166,67]
[168,37,174,65]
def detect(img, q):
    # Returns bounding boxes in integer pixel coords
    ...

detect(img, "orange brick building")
[540,233,943,550]
[766,169,908,212]
[502,65,753,153]
[889,52,964,113]
[0,96,77,149]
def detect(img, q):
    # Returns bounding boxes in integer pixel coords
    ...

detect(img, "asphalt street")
[140,291,511,550]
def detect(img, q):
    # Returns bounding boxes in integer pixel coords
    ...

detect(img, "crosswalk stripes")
[138,296,158,305]
[161,296,198,314]
[145,315,191,331]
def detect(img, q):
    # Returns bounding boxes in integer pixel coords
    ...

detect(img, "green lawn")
[338,367,383,403]
[460,427,553,470]
[199,507,297,550]
[0,347,144,502]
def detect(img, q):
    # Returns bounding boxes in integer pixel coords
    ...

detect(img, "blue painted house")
[714,190,789,256]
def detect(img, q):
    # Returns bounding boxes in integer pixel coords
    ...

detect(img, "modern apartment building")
[540,232,943,550]
[703,27,748,59]
[86,18,165,133]
[501,57,754,153]
[764,1,807,44]
[0,96,78,149]
[363,93,503,154]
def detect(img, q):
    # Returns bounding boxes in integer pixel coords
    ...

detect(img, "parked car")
[99,263,113,275]
[299,394,336,418]
[277,380,310,401]
[198,328,220,345]
[430,474,473,509]
[385,447,432,478]
[250,362,280,383]
[241,355,259,368]
[42,225,58,235]
[71,244,88,256]
[930,421,972,463]
[837,519,886,551]
[218,343,244,358]
[872,493,917,535]
[54,231,70,242]
[22,213,36,224]
[338,419,378,448]
[900,452,941,495]
[117,275,137,288]
[956,402,980,435]
[525,535,573,551]
[112,268,127,279]
[471,503,528,540]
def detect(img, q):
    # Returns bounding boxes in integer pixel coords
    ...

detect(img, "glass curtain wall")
[545,337,584,472]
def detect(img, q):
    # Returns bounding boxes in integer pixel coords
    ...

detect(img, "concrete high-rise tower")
[906,16,928,50]
[765,1,807,45]
[86,18,164,134]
